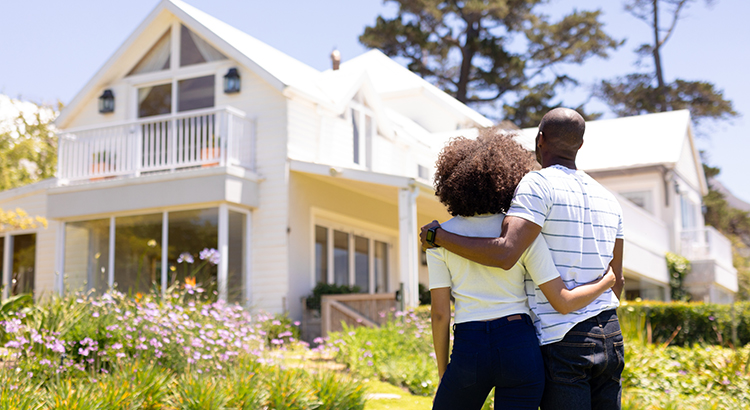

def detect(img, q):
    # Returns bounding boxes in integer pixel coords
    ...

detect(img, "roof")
[57,0,491,130]
[518,110,693,171]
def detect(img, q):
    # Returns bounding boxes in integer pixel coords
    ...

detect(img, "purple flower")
[199,248,220,265]
[177,253,195,264]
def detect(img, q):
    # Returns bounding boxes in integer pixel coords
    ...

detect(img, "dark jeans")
[540,309,625,410]
[433,314,545,410]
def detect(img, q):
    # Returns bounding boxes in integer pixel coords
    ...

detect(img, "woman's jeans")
[539,309,625,410]
[433,314,544,410]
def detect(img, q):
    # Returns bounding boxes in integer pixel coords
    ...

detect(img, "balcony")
[680,227,738,297]
[680,227,734,269]
[57,107,255,183]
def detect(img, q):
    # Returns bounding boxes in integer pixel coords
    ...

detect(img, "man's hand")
[420,220,441,250]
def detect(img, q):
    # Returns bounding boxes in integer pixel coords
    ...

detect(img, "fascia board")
[289,159,417,190]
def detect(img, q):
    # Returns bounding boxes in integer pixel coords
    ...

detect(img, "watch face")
[426,229,436,243]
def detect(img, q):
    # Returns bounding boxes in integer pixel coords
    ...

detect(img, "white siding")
[675,136,702,193]
[287,98,319,162]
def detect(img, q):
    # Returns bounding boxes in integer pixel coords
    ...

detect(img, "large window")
[138,75,215,118]
[65,219,110,294]
[11,234,36,296]
[115,214,163,295]
[621,190,653,214]
[167,209,218,290]
[128,25,225,76]
[314,223,390,293]
[62,207,248,303]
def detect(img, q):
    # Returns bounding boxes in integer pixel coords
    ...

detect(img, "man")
[420,108,625,410]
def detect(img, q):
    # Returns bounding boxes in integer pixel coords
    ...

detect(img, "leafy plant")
[311,371,367,410]
[305,282,361,311]
[666,252,691,302]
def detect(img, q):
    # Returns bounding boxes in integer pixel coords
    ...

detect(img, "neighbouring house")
[0,0,737,330]
[517,110,738,303]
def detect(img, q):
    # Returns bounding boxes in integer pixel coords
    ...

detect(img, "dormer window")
[350,103,375,169]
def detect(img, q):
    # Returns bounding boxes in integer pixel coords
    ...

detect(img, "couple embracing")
[421,108,625,410]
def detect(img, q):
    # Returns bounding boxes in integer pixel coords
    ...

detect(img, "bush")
[305,283,361,311]
[327,310,437,396]
[618,301,750,347]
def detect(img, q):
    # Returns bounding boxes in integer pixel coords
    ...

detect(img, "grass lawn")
[364,379,433,410]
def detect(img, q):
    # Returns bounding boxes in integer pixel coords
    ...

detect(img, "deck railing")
[680,226,734,269]
[57,107,254,182]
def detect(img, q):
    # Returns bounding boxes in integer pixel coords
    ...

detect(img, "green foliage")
[666,252,691,301]
[417,283,431,305]
[311,371,367,410]
[359,0,620,125]
[0,287,366,410]
[329,310,436,396]
[622,343,750,409]
[618,301,750,347]
[0,98,58,191]
[596,74,737,127]
[305,282,361,311]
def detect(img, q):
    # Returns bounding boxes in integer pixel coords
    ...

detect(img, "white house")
[0,0,737,324]
[518,110,738,303]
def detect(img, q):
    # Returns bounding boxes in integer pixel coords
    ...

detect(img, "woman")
[427,129,615,410]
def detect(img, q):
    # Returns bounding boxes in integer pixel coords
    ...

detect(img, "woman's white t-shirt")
[427,213,559,324]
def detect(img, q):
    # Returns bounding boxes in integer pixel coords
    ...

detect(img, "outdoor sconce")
[98,89,115,114]
[223,68,241,94]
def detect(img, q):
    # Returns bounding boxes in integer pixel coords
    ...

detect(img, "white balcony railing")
[680,226,734,269]
[57,107,254,182]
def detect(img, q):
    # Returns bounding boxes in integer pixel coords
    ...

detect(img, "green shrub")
[328,310,437,396]
[311,371,367,410]
[305,283,361,311]
[618,301,750,347]
[666,252,691,301]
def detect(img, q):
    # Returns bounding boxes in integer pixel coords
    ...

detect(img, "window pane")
[128,29,171,76]
[114,214,162,295]
[351,108,360,164]
[167,209,218,292]
[227,211,246,304]
[333,230,349,286]
[315,226,328,285]
[12,234,36,296]
[65,219,110,294]
[180,25,225,67]
[178,76,215,112]
[354,236,369,293]
[374,241,388,293]
[138,83,172,118]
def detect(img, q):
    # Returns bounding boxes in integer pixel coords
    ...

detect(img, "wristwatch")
[426,225,440,247]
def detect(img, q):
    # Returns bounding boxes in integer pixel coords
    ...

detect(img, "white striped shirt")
[507,165,623,345]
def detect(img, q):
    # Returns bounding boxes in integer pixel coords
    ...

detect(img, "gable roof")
[517,110,707,193]
[57,0,491,130]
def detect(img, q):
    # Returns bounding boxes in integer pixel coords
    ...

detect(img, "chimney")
[331,49,341,70]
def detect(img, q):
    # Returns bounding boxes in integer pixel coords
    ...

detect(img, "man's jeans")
[539,309,625,410]
[433,314,545,410]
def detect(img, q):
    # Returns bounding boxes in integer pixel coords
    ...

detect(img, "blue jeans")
[540,309,625,410]
[433,314,545,410]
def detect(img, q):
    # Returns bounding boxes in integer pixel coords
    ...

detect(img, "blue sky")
[1,0,747,202]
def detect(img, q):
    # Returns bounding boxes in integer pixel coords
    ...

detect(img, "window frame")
[312,213,395,294]
[126,21,234,120]
[348,100,376,170]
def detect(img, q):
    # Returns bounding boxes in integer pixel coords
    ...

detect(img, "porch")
[57,106,255,183]
[680,227,738,302]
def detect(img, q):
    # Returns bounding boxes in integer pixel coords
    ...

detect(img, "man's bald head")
[538,108,585,159]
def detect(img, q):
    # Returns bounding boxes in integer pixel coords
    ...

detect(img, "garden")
[1,285,750,409]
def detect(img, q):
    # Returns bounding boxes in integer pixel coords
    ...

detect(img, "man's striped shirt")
[507,165,623,345]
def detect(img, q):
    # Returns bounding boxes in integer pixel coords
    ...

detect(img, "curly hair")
[433,128,536,217]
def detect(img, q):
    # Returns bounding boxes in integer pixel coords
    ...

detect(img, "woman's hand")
[602,267,616,288]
